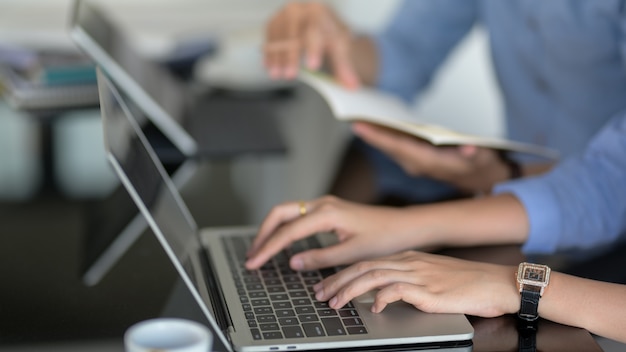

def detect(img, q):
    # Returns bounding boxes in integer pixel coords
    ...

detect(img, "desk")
[146,245,606,352]
[0,176,604,352]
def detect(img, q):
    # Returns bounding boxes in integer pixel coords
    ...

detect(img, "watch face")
[523,267,545,282]
[517,263,550,286]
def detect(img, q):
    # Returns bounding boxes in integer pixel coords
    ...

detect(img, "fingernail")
[313,283,322,292]
[315,290,324,301]
[329,297,337,308]
[244,259,253,269]
[290,257,304,270]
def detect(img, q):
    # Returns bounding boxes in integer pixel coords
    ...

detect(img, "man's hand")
[352,121,512,193]
[264,2,368,88]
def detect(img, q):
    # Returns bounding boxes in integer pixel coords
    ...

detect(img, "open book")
[299,71,559,160]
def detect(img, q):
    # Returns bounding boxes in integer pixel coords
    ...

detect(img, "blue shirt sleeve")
[372,0,478,102]
[494,114,626,254]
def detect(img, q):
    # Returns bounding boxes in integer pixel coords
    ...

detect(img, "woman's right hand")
[264,2,361,88]
[245,196,413,271]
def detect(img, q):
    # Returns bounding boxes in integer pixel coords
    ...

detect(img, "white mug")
[124,318,213,352]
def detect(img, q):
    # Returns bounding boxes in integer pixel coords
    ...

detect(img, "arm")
[245,192,529,271]
[541,272,626,343]
[312,252,626,343]
[263,0,478,95]
[494,114,626,254]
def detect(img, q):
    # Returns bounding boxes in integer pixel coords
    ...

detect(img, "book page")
[299,71,559,160]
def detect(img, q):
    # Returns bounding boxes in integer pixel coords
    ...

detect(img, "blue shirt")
[374,0,626,253]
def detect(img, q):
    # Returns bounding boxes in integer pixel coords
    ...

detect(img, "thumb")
[290,240,360,271]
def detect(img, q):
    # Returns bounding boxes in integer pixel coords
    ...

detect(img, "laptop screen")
[98,68,199,275]
[71,0,196,155]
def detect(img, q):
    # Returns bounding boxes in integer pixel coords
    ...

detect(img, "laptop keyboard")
[223,235,368,340]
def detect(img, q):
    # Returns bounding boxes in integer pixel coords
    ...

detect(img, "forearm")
[540,272,626,343]
[399,193,529,249]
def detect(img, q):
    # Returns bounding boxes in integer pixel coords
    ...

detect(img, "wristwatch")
[516,262,551,321]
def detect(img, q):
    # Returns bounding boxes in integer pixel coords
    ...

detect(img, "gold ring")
[298,201,307,216]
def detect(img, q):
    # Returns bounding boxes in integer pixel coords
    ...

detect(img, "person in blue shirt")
[263,0,626,204]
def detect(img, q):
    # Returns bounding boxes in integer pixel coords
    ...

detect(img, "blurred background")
[0,0,502,201]
[17,1,626,352]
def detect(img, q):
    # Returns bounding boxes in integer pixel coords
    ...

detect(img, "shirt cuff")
[493,177,563,254]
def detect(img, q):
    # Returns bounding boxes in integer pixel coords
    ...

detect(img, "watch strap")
[518,285,541,321]
[517,319,538,352]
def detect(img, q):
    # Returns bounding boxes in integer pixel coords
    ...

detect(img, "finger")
[281,3,305,78]
[315,258,413,300]
[303,23,324,70]
[265,16,286,78]
[245,209,334,270]
[289,238,362,271]
[314,251,423,296]
[247,201,303,258]
[371,282,426,313]
[325,269,419,309]
[328,43,360,89]
[353,122,430,171]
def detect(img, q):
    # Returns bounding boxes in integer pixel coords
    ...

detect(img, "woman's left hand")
[313,251,520,318]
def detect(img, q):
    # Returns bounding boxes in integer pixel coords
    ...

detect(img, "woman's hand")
[313,250,520,318]
[352,122,511,194]
[245,196,414,271]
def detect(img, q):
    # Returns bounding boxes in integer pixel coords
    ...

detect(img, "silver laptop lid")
[97,68,233,350]
[70,0,197,156]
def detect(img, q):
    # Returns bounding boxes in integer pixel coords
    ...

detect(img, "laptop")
[96,67,474,351]
[69,0,286,162]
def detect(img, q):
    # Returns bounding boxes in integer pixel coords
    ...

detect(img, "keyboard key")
[276,309,296,317]
[246,284,264,291]
[260,323,280,331]
[250,291,267,298]
[257,315,277,323]
[262,331,283,340]
[251,299,270,306]
[298,314,319,323]
[295,306,314,314]
[342,317,363,326]
[293,298,312,306]
[339,309,358,317]
[286,283,304,290]
[243,277,261,284]
[264,278,282,286]
[267,286,286,293]
[269,294,289,301]
[318,309,338,317]
[282,326,305,338]
[289,291,308,298]
[278,317,299,326]
[272,301,292,310]
[347,326,368,335]
[302,322,326,337]
[321,317,346,336]
[254,307,273,315]
[283,275,301,283]
[247,320,257,328]
[314,302,329,309]
[250,328,262,340]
